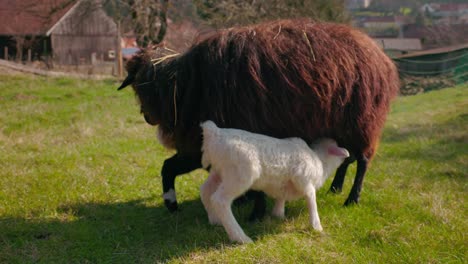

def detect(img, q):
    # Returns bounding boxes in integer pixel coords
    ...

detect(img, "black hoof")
[329,185,342,194]
[344,197,359,206]
[165,200,179,212]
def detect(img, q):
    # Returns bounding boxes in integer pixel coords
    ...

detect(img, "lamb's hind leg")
[200,171,221,225]
[210,173,253,244]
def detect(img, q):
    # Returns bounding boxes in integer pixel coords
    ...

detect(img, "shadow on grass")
[0,197,285,263]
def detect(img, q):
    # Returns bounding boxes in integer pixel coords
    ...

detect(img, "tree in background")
[104,0,169,47]
[193,0,350,28]
[130,0,169,47]
[414,8,432,26]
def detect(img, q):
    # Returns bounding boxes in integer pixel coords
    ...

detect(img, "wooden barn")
[0,0,118,68]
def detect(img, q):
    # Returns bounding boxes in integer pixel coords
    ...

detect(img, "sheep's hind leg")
[211,177,253,244]
[233,191,266,222]
[248,191,266,222]
[344,155,368,206]
[231,189,266,222]
[200,171,222,225]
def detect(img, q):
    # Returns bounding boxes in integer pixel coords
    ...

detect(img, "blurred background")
[0,0,467,93]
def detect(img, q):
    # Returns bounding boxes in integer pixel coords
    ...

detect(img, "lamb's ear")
[328,146,350,158]
[117,75,135,90]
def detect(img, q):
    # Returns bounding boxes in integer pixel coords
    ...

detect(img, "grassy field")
[0,74,466,263]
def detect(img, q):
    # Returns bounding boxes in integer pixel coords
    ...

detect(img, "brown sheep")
[118,18,400,218]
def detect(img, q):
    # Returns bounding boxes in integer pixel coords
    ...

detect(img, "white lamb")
[200,120,349,243]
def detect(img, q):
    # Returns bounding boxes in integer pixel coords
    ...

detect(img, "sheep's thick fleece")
[200,121,349,243]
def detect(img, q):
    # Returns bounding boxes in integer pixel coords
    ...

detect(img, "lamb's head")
[118,48,178,126]
[312,138,350,177]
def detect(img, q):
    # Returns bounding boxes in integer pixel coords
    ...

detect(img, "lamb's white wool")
[200,120,349,243]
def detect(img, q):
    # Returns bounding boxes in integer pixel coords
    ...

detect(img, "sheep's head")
[118,49,177,126]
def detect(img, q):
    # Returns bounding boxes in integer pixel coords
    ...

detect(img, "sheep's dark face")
[118,52,163,126]
[135,81,161,126]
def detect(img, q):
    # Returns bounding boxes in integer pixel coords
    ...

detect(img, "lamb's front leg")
[304,184,323,231]
[272,199,285,219]
[200,171,221,225]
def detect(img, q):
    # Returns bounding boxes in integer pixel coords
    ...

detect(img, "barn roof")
[0,0,77,36]
[430,3,468,12]
[394,43,468,59]
[374,38,423,51]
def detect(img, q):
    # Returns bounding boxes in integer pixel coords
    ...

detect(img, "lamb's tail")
[201,120,218,134]
[200,120,220,169]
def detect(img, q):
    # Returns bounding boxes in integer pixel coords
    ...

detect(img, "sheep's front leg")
[211,180,253,244]
[330,156,355,193]
[304,184,323,231]
[200,171,222,225]
[345,155,368,206]
[272,199,285,219]
[161,154,201,212]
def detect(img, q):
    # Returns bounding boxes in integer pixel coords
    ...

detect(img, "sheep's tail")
[200,120,220,169]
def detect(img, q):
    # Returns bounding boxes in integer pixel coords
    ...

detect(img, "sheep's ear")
[117,75,135,90]
[328,146,349,158]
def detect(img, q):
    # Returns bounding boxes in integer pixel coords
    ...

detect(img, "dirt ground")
[0,65,26,75]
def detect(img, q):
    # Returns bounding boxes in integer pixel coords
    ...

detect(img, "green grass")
[0,74,466,263]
